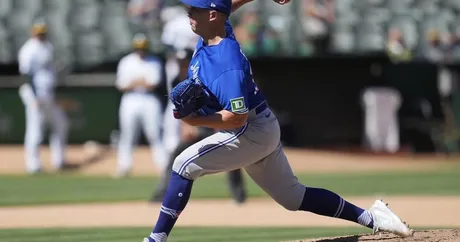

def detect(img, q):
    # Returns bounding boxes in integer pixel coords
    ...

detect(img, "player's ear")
[209,10,217,21]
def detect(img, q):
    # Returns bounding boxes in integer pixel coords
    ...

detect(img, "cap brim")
[180,0,204,9]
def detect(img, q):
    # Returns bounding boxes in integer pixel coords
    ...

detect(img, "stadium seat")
[266,14,293,55]
[5,10,35,52]
[101,16,132,60]
[386,0,412,14]
[334,0,353,14]
[352,0,385,14]
[355,23,385,52]
[74,31,105,67]
[333,11,359,30]
[0,21,7,38]
[72,0,98,6]
[361,7,391,25]
[10,32,30,55]
[0,40,12,63]
[0,22,12,63]
[13,0,42,15]
[69,0,100,33]
[47,22,72,50]
[5,10,34,32]
[330,29,355,53]
[0,0,12,20]
[101,0,127,17]
[415,0,441,15]
[0,0,458,64]
[446,0,460,11]
[42,0,71,12]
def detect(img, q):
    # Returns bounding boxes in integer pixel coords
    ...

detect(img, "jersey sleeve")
[210,70,249,114]
[115,58,130,89]
[18,43,35,76]
[18,42,38,95]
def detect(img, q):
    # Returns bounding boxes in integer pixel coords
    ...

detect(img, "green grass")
[1,169,460,206]
[0,227,372,242]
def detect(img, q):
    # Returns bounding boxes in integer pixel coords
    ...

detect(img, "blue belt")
[255,102,268,115]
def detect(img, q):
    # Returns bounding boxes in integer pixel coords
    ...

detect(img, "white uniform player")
[17,21,69,174]
[362,87,402,153]
[160,8,200,160]
[116,34,166,177]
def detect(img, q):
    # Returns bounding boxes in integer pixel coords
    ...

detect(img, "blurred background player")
[361,86,402,153]
[149,48,247,205]
[115,33,167,177]
[17,19,69,174]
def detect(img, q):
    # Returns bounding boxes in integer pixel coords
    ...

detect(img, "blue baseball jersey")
[189,20,266,116]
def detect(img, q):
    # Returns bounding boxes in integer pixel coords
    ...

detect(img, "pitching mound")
[293,229,459,242]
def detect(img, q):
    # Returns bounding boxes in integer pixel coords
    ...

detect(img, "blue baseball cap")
[180,0,232,16]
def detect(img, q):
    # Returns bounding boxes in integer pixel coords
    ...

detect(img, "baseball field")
[1,145,460,242]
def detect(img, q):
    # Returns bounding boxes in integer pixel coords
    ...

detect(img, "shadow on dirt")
[309,235,360,242]
[60,144,114,172]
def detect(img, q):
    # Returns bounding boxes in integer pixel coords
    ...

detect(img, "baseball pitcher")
[143,0,413,241]
[115,33,167,177]
[150,49,247,204]
[18,20,69,174]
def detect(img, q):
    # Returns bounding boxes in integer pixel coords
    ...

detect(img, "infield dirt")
[0,145,457,175]
[295,229,460,242]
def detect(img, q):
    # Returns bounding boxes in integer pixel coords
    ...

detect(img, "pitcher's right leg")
[147,123,271,242]
[149,137,198,203]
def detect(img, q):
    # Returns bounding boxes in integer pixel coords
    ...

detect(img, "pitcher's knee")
[278,198,302,211]
[271,183,306,211]
[172,153,204,181]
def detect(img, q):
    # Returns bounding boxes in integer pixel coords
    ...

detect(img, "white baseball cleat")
[369,199,414,237]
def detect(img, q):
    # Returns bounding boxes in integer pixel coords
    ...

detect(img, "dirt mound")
[296,229,460,242]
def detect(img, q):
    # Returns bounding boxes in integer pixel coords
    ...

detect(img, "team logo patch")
[230,97,246,112]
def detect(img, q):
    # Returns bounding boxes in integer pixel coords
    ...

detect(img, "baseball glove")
[169,78,209,119]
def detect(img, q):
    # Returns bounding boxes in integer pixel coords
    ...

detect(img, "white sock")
[358,210,374,227]
[150,232,167,242]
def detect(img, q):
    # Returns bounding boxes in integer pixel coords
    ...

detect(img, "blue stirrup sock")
[298,187,374,229]
[149,171,193,242]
